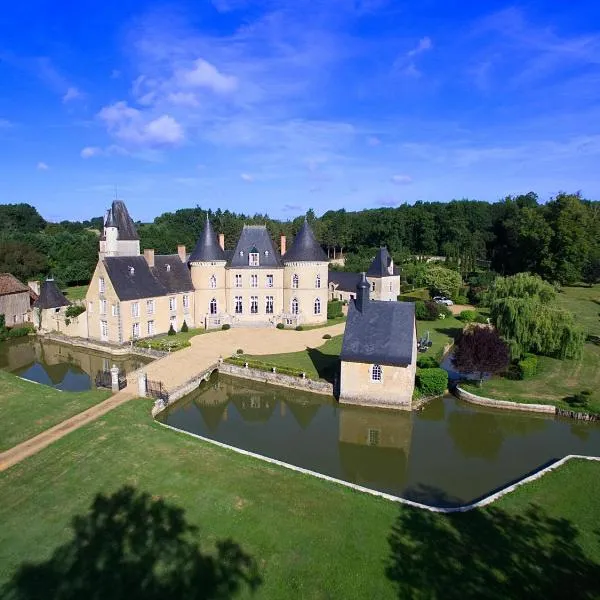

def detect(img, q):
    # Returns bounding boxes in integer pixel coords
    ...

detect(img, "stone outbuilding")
[32,278,71,332]
[339,273,416,410]
[0,273,34,326]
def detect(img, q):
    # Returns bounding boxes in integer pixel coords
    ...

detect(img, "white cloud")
[407,37,432,57]
[37,161,49,170]
[393,36,433,77]
[390,174,412,184]
[367,136,381,146]
[63,86,83,103]
[167,91,200,107]
[80,146,103,158]
[176,59,238,93]
[240,173,254,182]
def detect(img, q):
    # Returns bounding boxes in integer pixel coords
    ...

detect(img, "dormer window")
[249,246,259,266]
[165,264,171,272]
[265,250,269,257]
[128,266,135,275]
[239,250,244,257]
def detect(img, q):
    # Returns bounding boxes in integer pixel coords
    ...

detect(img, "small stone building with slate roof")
[328,247,400,303]
[32,278,72,333]
[84,201,328,343]
[339,273,416,409]
[0,273,32,326]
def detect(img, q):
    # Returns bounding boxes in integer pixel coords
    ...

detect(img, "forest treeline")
[0,191,598,287]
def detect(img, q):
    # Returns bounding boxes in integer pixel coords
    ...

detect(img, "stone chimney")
[28,280,40,296]
[355,272,370,313]
[280,235,287,256]
[177,244,186,262]
[218,233,225,251]
[144,248,155,268]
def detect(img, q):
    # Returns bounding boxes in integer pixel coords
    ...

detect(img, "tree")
[483,273,556,306]
[453,325,510,386]
[0,241,48,282]
[424,265,462,299]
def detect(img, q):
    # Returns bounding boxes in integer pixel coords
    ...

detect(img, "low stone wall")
[42,333,166,359]
[455,386,555,414]
[219,362,334,397]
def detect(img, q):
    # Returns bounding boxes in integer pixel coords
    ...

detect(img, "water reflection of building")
[338,406,413,489]
[191,384,229,433]
[285,398,320,429]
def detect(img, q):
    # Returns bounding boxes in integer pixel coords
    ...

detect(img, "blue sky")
[1,0,599,222]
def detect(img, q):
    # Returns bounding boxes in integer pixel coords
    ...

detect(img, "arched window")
[292,274,299,289]
[209,298,217,315]
[371,364,382,382]
[315,274,321,289]
[291,298,299,315]
[209,274,217,289]
[314,297,321,315]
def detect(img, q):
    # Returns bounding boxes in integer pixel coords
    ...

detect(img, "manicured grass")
[399,287,430,301]
[416,314,463,360]
[62,285,88,301]
[134,327,207,352]
[0,370,110,452]
[0,395,599,598]
[557,284,600,337]
[296,315,346,330]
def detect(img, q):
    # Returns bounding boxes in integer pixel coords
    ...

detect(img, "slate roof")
[188,218,227,263]
[228,225,282,268]
[340,296,415,367]
[328,271,361,293]
[104,255,193,301]
[101,200,139,241]
[283,220,328,262]
[367,247,399,278]
[33,279,71,309]
[0,273,29,296]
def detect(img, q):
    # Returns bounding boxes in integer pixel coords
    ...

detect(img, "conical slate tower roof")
[33,279,70,310]
[367,247,398,277]
[102,200,139,240]
[283,219,327,262]
[188,216,226,262]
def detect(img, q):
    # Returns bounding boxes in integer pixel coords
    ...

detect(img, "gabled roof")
[151,255,194,294]
[33,279,71,309]
[101,200,139,241]
[283,220,328,262]
[228,225,282,268]
[340,299,415,367]
[328,271,361,293]
[367,247,398,278]
[188,217,226,263]
[0,273,29,296]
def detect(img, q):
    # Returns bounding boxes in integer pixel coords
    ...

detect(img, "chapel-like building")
[85,200,330,343]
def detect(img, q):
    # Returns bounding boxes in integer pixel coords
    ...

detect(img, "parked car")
[433,296,454,306]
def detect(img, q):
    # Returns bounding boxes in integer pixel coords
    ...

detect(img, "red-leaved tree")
[453,326,510,386]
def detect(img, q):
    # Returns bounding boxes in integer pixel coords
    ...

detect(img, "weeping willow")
[483,273,556,307]
[490,297,585,359]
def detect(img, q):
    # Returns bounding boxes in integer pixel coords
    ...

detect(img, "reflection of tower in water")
[338,406,413,490]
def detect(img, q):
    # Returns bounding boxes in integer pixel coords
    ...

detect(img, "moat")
[159,373,600,507]
[0,337,151,391]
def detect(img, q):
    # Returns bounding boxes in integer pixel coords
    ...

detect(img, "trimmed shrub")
[417,355,439,369]
[222,324,231,330]
[323,333,332,340]
[7,326,31,338]
[416,367,448,397]
[458,310,478,323]
[568,389,592,408]
[517,353,538,379]
[453,295,469,305]
[180,320,189,333]
[167,325,176,336]
[276,323,285,330]
[236,348,244,354]
[327,300,343,319]
[295,325,304,331]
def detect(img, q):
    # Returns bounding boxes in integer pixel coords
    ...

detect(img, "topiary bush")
[222,324,231,330]
[295,325,304,331]
[327,300,343,319]
[276,323,285,330]
[180,320,189,333]
[458,310,478,323]
[323,333,332,340]
[453,295,469,305]
[416,367,448,397]
[168,325,176,336]
[417,355,439,369]
[236,348,244,354]
[517,353,538,379]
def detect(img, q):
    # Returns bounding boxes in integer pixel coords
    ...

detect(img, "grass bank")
[62,285,88,301]
[0,394,599,598]
[0,370,110,452]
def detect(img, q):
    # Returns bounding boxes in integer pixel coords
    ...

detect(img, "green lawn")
[557,284,600,337]
[416,314,463,360]
[0,392,599,598]
[297,315,346,330]
[62,285,88,301]
[134,327,208,352]
[0,370,110,452]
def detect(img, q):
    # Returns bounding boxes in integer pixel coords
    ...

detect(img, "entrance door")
[170,315,177,331]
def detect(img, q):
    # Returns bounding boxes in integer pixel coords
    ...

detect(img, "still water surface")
[0,337,151,391]
[160,374,600,507]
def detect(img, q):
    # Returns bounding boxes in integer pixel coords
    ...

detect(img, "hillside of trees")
[1,191,598,287]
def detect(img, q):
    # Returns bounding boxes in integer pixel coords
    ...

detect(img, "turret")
[355,272,370,313]
[99,200,140,259]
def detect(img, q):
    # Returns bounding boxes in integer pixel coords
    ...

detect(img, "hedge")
[224,357,305,378]
[517,353,538,379]
[7,326,32,339]
[416,367,448,396]
[458,310,477,323]
[327,300,343,319]
[417,355,439,369]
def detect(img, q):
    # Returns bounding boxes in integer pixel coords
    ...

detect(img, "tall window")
[132,322,140,339]
[209,275,217,289]
[183,294,189,309]
[251,274,258,288]
[235,296,243,314]
[266,296,274,314]
[235,274,242,288]
[169,297,176,311]
[389,281,393,292]
[368,429,380,446]
[371,281,375,292]
[100,299,107,315]
[315,274,321,289]
[251,296,258,314]
[314,297,321,315]
[291,298,299,315]
[210,298,217,315]
[249,252,259,266]
[99,277,105,294]
[131,302,139,317]
[371,364,382,382]
[111,303,119,317]
[146,299,154,315]
[266,274,273,288]
[147,320,155,336]
[292,274,299,289]
[100,320,108,339]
